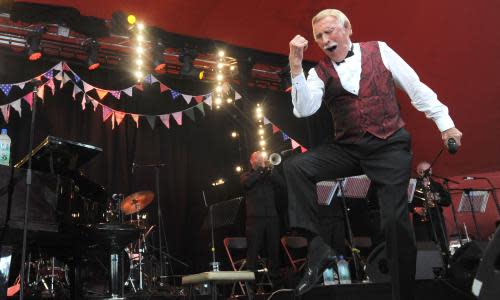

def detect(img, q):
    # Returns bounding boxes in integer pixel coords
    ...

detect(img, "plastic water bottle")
[323,267,338,285]
[337,255,351,284]
[0,128,11,166]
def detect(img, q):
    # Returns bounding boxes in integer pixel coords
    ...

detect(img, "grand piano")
[0,136,107,299]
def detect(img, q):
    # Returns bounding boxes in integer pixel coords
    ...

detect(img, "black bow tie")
[335,46,355,65]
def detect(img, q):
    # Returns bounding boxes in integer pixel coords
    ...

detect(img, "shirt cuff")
[434,115,455,132]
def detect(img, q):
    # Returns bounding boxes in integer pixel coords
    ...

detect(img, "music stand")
[201,197,244,272]
[458,190,489,240]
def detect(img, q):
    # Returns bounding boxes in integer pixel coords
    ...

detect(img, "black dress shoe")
[295,242,336,296]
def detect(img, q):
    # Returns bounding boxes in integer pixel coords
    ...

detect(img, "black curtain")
[0,51,318,273]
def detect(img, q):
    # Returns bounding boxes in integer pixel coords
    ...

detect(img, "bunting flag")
[23,93,33,109]
[182,94,192,104]
[10,100,22,117]
[282,132,290,141]
[159,83,169,93]
[195,103,205,116]
[110,90,121,99]
[0,84,12,96]
[131,114,140,128]
[291,139,300,150]
[102,106,113,122]
[122,87,133,97]
[0,60,244,130]
[263,117,270,125]
[1,105,10,123]
[115,111,126,126]
[146,115,156,129]
[235,91,242,100]
[272,124,280,133]
[96,89,108,100]
[185,108,195,122]
[172,111,182,125]
[194,95,204,103]
[300,146,308,153]
[159,114,170,128]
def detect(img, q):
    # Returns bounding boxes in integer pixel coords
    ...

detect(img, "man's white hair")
[312,9,352,34]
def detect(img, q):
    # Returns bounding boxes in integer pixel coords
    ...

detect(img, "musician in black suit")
[240,151,283,289]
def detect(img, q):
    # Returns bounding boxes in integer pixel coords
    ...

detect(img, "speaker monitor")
[366,241,444,283]
[472,227,500,300]
[448,240,487,292]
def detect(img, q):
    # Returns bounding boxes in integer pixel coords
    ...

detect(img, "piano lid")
[14,136,102,175]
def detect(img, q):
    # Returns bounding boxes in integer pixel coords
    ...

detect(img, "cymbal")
[121,191,154,215]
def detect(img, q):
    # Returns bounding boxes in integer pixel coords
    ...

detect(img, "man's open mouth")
[326,45,337,52]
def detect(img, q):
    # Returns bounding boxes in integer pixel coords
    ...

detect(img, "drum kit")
[21,190,159,298]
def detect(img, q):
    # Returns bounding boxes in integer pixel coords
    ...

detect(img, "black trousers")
[246,216,281,279]
[283,128,416,300]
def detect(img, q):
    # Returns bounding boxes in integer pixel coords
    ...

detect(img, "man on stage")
[285,8,462,299]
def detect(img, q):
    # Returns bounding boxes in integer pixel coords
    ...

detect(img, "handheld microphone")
[447,138,458,154]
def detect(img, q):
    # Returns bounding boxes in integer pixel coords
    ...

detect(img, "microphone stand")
[19,81,41,300]
[202,190,219,272]
[443,179,463,246]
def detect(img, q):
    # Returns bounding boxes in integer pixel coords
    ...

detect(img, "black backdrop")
[0,51,331,273]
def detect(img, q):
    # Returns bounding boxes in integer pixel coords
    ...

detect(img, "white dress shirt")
[291,41,454,132]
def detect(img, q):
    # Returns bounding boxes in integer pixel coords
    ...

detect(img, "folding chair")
[280,235,308,272]
[223,237,273,297]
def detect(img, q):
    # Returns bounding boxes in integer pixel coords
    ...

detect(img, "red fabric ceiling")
[18,0,500,178]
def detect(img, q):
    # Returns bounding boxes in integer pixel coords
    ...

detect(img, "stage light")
[235,166,243,173]
[261,151,268,158]
[179,48,202,78]
[216,74,224,81]
[258,129,264,135]
[127,14,137,25]
[136,59,143,66]
[226,98,233,104]
[218,50,225,57]
[215,97,222,105]
[26,27,45,61]
[215,86,222,93]
[137,23,145,31]
[136,46,144,54]
[199,71,205,80]
[231,131,238,138]
[85,38,100,70]
[259,140,266,146]
[152,40,166,72]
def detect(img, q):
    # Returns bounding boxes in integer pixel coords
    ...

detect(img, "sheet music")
[458,191,489,213]
[316,181,339,206]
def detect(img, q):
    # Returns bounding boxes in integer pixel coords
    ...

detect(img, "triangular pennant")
[81,95,87,111]
[122,87,133,97]
[235,91,242,100]
[143,74,152,85]
[18,82,26,90]
[83,81,94,93]
[96,89,108,100]
[263,117,270,125]
[131,114,140,128]
[291,139,300,150]
[182,94,192,104]
[0,105,10,123]
[159,114,170,128]
[72,85,82,100]
[62,62,70,71]
[282,132,290,141]
[36,85,45,101]
[300,146,308,153]
[172,111,182,125]
[159,83,169,93]
[53,62,63,72]
[0,84,12,96]
[23,93,33,109]
[115,111,126,126]
[146,115,156,129]
[134,83,143,91]
[204,95,212,108]
[272,124,280,134]
[46,79,55,95]
[54,72,63,81]
[195,103,205,116]
[150,75,159,84]
[91,99,99,111]
[194,95,204,103]
[102,106,113,122]
[10,100,22,117]
[43,69,53,79]
[110,90,121,99]
[73,74,81,83]
[170,90,181,99]
[185,108,196,122]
